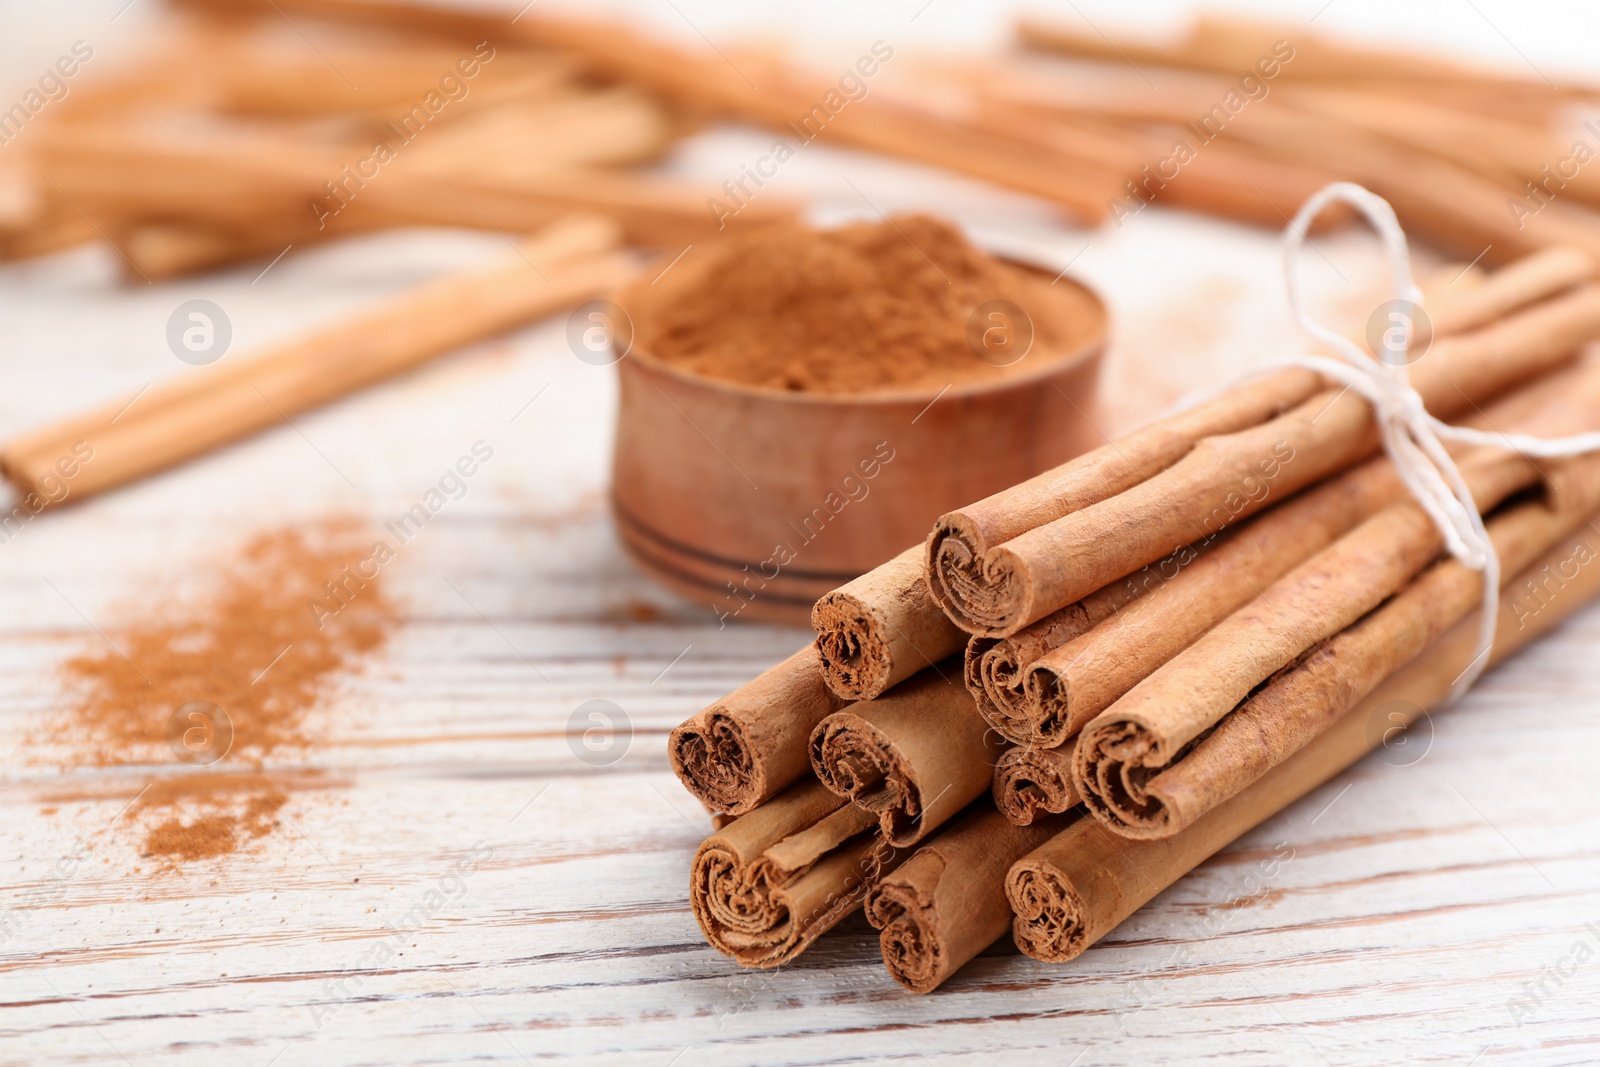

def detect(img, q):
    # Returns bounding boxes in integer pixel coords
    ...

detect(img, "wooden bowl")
[609,264,1108,625]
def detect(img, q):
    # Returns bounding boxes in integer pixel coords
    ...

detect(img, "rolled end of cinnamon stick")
[691,779,887,967]
[809,712,916,841]
[668,646,845,815]
[809,668,998,847]
[972,636,1078,746]
[866,805,1070,992]
[1022,659,1078,746]
[670,711,762,816]
[992,742,1080,826]
[811,545,967,702]
[1071,716,1181,840]
[862,857,950,993]
[1006,853,1093,963]
[0,446,76,512]
[968,635,1029,741]
[810,593,894,702]
[924,513,1033,636]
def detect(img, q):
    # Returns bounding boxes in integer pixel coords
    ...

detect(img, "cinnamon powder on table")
[629,214,1104,395]
[46,519,396,868]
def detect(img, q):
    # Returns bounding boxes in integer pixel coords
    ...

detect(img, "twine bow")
[1267,182,1600,698]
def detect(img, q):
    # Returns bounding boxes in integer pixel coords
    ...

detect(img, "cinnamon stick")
[1072,442,1598,837]
[959,283,1600,638]
[996,353,1600,749]
[811,545,967,702]
[926,369,1326,633]
[964,574,1142,745]
[691,777,898,967]
[1133,455,1600,839]
[1018,12,1577,102]
[992,741,1080,826]
[1214,106,1600,264]
[864,803,1069,993]
[1007,513,1600,963]
[39,127,793,251]
[121,220,299,280]
[1425,246,1595,337]
[0,215,630,503]
[809,668,1004,847]
[183,0,1124,222]
[1284,87,1600,213]
[1146,138,1348,230]
[669,645,846,816]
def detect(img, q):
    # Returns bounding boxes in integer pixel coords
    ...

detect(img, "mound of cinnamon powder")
[630,214,1103,395]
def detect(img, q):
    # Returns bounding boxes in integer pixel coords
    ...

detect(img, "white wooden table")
[5,3,1600,1064]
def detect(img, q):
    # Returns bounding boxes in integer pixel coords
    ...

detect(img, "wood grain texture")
[3,7,1600,1062]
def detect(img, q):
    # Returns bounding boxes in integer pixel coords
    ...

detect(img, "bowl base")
[612,499,845,627]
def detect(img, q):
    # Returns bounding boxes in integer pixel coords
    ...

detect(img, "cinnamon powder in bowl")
[630,215,1102,395]
[610,213,1107,623]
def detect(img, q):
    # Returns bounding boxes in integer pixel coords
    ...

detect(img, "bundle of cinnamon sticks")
[672,242,1600,992]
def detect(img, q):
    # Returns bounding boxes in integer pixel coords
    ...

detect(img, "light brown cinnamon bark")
[1213,105,1600,265]
[812,545,967,702]
[670,645,847,815]
[926,369,1325,634]
[1423,246,1594,338]
[1070,444,1549,826]
[966,546,1201,745]
[691,777,899,967]
[880,70,1348,234]
[0,215,629,504]
[1131,456,1600,839]
[121,221,290,281]
[1146,138,1349,230]
[182,0,1123,222]
[1285,88,1600,216]
[1018,12,1576,101]
[992,742,1080,826]
[864,804,1069,993]
[1007,514,1600,963]
[959,284,1600,638]
[40,128,793,251]
[997,355,1600,748]
[810,668,1004,847]
[1013,465,1395,747]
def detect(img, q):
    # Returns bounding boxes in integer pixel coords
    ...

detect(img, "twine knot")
[1268,182,1600,698]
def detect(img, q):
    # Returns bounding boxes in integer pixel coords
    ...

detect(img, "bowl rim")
[609,257,1109,408]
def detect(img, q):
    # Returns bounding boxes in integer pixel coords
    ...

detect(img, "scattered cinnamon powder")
[144,812,257,864]
[630,214,1104,395]
[137,778,288,866]
[45,519,397,867]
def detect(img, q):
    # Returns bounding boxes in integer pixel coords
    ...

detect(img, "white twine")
[1257,182,1600,699]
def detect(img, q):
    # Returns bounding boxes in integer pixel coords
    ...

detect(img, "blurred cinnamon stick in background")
[0,215,632,503]
[8,0,1600,280]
